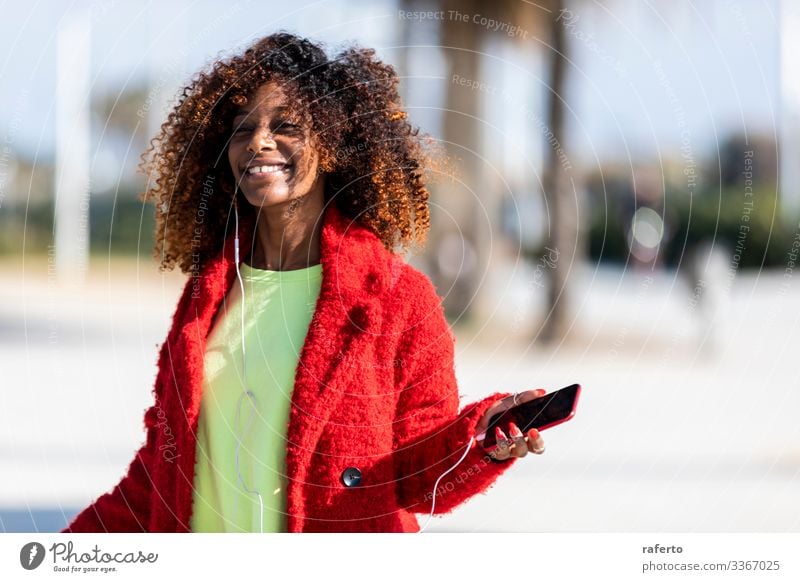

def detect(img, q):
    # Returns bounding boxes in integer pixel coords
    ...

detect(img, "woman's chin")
[241,188,292,210]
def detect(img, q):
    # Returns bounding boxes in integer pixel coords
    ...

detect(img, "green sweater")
[190,261,323,532]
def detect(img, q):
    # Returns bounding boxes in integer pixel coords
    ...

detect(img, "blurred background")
[1,0,798,532]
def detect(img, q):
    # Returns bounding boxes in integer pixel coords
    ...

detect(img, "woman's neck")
[246,200,323,271]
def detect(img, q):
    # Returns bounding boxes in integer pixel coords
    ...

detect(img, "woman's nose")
[246,127,276,153]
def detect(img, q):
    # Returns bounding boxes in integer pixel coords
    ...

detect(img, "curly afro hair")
[138,30,446,275]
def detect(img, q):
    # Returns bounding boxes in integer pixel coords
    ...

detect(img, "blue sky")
[0,0,781,168]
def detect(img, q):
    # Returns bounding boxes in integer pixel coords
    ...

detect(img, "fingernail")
[528,428,540,440]
[508,422,523,437]
[536,389,546,396]
[495,426,508,441]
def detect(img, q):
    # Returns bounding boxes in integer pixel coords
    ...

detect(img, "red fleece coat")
[62,203,519,533]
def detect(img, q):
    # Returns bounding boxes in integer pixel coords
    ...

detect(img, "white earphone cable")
[232,198,475,535]
[417,435,476,533]
[233,200,265,534]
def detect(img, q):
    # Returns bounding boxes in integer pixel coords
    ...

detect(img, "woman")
[62,31,546,534]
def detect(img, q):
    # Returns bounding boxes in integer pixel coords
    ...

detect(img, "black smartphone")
[481,383,581,447]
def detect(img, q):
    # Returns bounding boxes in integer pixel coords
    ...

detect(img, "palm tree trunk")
[540,0,578,343]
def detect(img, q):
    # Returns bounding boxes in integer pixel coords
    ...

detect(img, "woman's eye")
[231,124,299,136]
[275,122,301,132]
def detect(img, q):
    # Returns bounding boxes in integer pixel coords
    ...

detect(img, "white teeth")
[246,164,288,175]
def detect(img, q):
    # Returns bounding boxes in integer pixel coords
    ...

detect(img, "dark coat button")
[341,467,362,487]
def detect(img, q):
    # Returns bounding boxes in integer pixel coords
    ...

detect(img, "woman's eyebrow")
[232,111,252,124]
[232,105,292,124]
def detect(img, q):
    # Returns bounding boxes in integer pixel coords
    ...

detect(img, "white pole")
[780,0,800,223]
[54,9,92,287]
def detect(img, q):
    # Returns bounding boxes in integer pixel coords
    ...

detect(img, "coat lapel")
[169,202,396,532]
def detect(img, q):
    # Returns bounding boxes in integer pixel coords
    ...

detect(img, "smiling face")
[228,81,325,211]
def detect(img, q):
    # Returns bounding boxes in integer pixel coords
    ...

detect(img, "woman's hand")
[474,389,547,461]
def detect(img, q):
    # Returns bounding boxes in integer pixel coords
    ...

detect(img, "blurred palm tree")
[399,0,576,342]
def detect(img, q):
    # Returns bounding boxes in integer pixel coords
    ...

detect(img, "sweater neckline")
[238,261,322,282]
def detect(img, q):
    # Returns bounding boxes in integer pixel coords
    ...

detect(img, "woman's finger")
[527,428,545,454]
[489,426,512,461]
[508,422,528,458]
[509,388,547,408]
[475,388,548,436]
